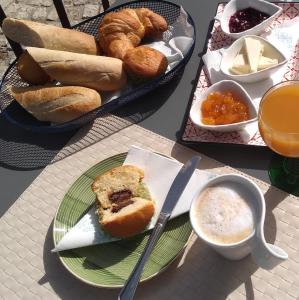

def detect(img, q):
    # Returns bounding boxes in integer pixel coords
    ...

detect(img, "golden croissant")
[98,8,168,60]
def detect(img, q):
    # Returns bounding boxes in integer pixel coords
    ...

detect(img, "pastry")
[123,46,168,82]
[92,165,155,238]
[135,8,168,38]
[98,8,167,59]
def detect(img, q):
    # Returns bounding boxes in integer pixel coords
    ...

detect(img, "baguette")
[17,52,52,85]
[10,85,101,123]
[2,17,99,55]
[24,47,127,91]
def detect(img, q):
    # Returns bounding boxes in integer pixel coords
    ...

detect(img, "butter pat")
[244,37,264,73]
[257,56,278,70]
[230,54,251,75]
[229,37,280,75]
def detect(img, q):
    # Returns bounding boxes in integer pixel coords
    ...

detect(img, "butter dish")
[220,35,287,83]
[189,80,257,132]
[218,0,282,40]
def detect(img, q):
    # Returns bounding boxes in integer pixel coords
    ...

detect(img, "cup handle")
[250,241,288,270]
[250,218,288,270]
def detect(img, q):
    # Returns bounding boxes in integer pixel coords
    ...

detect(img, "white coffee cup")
[190,174,288,268]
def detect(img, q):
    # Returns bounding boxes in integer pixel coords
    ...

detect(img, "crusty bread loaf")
[17,52,52,85]
[23,47,127,91]
[123,46,168,82]
[10,85,101,123]
[92,165,155,238]
[2,17,99,55]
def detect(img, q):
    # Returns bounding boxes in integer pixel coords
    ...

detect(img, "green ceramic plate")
[53,153,192,288]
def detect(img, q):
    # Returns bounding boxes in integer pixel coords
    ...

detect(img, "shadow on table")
[138,237,259,300]
[0,114,75,171]
[170,141,271,175]
[0,113,112,171]
[0,71,184,171]
[263,185,289,242]
[186,143,273,173]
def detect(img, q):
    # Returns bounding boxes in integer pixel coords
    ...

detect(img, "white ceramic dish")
[189,80,257,132]
[190,174,258,260]
[218,0,282,40]
[189,173,288,269]
[220,35,287,83]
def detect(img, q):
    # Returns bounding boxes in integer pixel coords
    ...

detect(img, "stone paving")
[0,0,112,78]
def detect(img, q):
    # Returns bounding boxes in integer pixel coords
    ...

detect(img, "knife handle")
[118,213,170,300]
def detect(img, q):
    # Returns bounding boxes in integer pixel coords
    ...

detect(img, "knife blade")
[118,155,201,300]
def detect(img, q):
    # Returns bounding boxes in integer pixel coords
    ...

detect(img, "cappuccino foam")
[194,183,254,245]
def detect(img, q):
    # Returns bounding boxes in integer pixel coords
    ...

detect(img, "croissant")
[135,8,168,38]
[98,8,167,60]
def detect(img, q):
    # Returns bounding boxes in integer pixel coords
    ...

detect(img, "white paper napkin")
[147,6,194,70]
[147,36,193,71]
[52,146,214,252]
[201,18,299,141]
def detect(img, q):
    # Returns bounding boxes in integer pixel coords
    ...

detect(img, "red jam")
[229,7,270,33]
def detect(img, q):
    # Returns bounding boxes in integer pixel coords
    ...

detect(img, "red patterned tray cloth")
[182,2,299,146]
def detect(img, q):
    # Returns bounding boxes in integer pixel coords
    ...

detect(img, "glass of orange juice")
[259,81,299,196]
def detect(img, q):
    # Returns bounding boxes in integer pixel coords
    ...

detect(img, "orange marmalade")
[201,91,249,125]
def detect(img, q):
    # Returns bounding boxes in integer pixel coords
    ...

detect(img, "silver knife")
[118,156,201,300]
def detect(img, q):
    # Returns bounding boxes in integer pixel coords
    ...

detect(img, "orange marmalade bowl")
[201,91,250,125]
[190,80,257,132]
[258,81,299,158]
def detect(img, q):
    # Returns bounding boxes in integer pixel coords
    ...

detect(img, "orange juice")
[259,82,299,157]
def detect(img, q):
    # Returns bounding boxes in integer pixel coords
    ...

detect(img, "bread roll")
[24,47,127,91]
[17,52,52,85]
[2,17,99,55]
[92,165,155,238]
[10,85,101,123]
[123,46,168,82]
[100,197,155,238]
